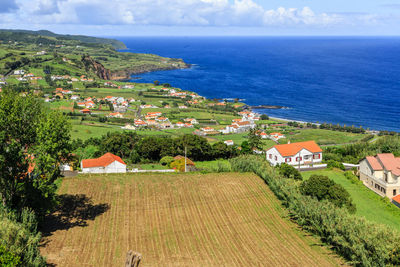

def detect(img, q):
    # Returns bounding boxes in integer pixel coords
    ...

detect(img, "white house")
[224,140,234,146]
[81,153,126,173]
[359,153,400,199]
[266,141,323,167]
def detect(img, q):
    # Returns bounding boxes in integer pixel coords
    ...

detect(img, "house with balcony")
[266,141,322,167]
[359,153,400,199]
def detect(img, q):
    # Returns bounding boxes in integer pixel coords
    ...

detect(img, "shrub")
[0,208,45,266]
[300,175,356,213]
[160,156,174,167]
[0,245,20,267]
[326,160,345,170]
[230,155,400,266]
[277,163,302,180]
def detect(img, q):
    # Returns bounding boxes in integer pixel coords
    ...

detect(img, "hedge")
[230,155,400,266]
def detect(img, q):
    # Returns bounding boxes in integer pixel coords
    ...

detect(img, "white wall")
[266,148,322,166]
[81,160,126,174]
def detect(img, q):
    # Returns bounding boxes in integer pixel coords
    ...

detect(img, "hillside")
[40,172,344,266]
[0,30,189,80]
[0,29,126,50]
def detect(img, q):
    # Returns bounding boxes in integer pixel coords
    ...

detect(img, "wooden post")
[125,250,142,267]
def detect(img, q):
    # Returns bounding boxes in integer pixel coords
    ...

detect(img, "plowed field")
[40,172,343,266]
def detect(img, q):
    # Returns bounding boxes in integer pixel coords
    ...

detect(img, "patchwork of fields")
[40,173,343,266]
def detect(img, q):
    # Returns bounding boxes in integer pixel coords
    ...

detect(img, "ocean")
[116,36,400,132]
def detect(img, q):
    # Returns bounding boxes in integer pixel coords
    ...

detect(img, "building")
[81,153,126,173]
[80,108,91,114]
[359,153,400,199]
[266,141,322,167]
[224,140,234,146]
[108,112,124,118]
[269,132,286,142]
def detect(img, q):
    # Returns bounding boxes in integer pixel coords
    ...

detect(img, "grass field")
[302,169,400,231]
[40,173,343,266]
[284,129,365,145]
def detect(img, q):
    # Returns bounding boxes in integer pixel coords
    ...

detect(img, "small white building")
[266,141,322,167]
[81,153,126,173]
[224,140,234,146]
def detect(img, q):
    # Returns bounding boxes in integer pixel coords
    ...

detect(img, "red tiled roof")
[81,153,126,168]
[393,194,400,203]
[377,154,400,176]
[366,156,383,171]
[273,141,322,157]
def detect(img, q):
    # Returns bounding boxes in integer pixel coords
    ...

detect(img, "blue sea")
[116,37,400,132]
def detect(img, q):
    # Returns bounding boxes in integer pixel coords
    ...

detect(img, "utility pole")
[184,146,187,173]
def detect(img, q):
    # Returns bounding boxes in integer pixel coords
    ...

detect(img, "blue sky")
[0,0,399,36]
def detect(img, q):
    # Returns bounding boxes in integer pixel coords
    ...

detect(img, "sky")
[0,0,400,36]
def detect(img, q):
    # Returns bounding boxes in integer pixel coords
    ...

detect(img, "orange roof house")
[273,141,322,157]
[81,153,126,173]
[80,108,91,114]
[266,141,323,166]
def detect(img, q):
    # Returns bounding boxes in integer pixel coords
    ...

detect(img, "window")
[285,158,291,163]
[384,173,388,182]
[313,154,320,159]
[394,189,397,196]
[296,157,302,162]
[269,154,272,159]
[275,156,277,161]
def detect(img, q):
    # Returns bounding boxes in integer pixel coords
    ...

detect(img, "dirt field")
[40,172,343,266]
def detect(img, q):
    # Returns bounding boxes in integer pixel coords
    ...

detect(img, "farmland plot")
[40,173,343,266]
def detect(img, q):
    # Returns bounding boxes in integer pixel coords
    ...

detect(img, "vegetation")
[230,155,400,266]
[0,90,70,218]
[277,163,302,180]
[324,136,400,164]
[300,174,356,213]
[40,172,343,266]
[302,169,400,231]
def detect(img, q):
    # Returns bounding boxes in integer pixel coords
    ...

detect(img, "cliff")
[82,56,190,81]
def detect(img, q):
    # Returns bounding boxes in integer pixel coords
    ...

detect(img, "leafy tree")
[0,90,71,217]
[260,114,269,120]
[240,141,252,154]
[248,127,262,149]
[153,80,160,86]
[173,134,213,161]
[300,175,355,213]
[212,142,237,159]
[277,163,302,180]
[99,132,139,159]
[160,156,174,166]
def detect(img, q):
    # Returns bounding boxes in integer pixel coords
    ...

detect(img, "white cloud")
[11,0,343,27]
[0,0,391,33]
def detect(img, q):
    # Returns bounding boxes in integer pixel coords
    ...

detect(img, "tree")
[248,127,262,149]
[277,163,302,180]
[153,80,160,86]
[300,175,355,213]
[260,114,269,120]
[160,156,174,167]
[99,132,139,159]
[0,90,71,218]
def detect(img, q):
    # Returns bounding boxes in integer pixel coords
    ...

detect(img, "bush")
[0,208,46,266]
[230,155,400,266]
[326,160,345,170]
[300,175,356,213]
[0,245,20,267]
[160,156,174,167]
[277,164,302,180]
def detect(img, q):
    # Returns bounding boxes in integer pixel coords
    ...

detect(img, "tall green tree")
[248,126,262,149]
[0,90,71,217]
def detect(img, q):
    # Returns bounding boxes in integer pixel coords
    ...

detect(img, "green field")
[302,169,400,231]
[284,129,365,145]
